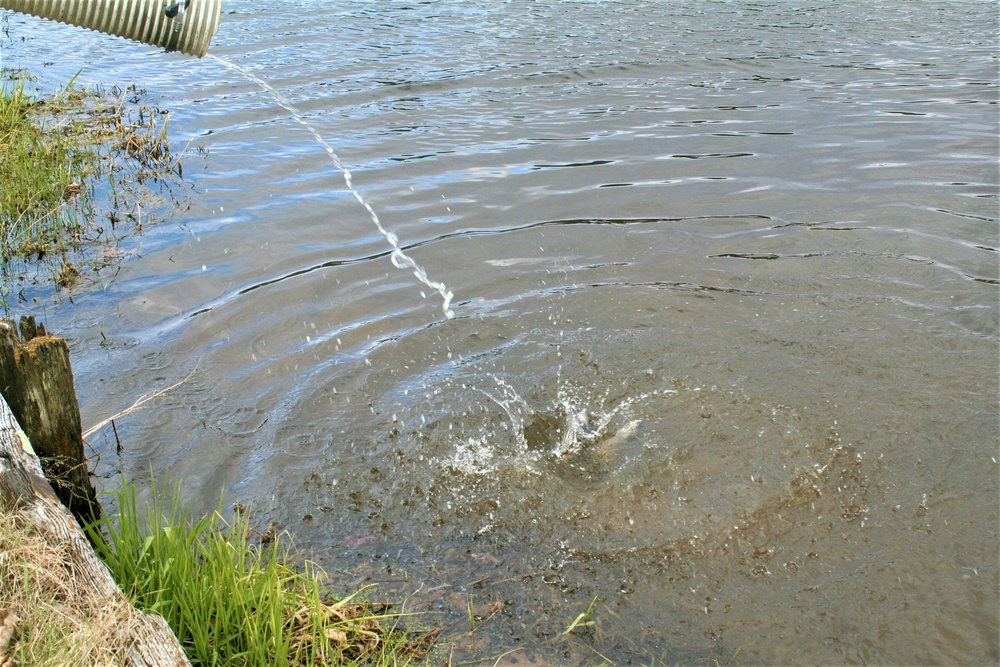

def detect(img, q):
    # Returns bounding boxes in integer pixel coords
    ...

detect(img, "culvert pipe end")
[0,0,222,58]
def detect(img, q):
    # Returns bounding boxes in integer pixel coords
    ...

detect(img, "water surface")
[3,1,997,663]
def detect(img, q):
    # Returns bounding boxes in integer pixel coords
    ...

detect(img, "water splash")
[550,385,674,458]
[470,372,533,452]
[441,373,677,474]
[207,55,455,318]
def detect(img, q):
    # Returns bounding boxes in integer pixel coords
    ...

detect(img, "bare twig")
[0,610,20,662]
[82,362,200,439]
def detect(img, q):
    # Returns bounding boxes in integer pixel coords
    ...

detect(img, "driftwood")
[0,316,99,526]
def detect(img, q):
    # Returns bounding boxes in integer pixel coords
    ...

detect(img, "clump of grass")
[0,506,147,666]
[0,74,95,268]
[0,68,184,303]
[561,595,599,638]
[84,480,438,666]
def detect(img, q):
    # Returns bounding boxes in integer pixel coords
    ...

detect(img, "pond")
[3,1,997,663]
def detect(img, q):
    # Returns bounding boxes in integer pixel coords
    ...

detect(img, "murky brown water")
[4,1,997,663]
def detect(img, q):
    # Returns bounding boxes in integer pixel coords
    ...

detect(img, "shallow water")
[3,1,997,663]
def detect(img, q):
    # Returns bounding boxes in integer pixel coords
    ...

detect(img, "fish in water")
[593,418,641,462]
[558,410,641,462]
[523,407,642,463]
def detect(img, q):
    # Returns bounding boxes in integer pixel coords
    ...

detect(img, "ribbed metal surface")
[0,0,221,57]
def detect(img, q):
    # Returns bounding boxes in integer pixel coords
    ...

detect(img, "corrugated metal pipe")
[0,0,222,57]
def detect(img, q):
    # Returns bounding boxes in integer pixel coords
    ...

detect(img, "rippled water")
[3,1,997,663]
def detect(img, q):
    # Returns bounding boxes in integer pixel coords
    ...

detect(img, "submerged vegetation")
[82,480,438,666]
[0,67,184,307]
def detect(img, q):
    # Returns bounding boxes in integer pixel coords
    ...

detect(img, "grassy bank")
[0,69,179,303]
[85,480,437,666]
[0,505,150,665]
[0,75,94,270]
[1,479,435,666]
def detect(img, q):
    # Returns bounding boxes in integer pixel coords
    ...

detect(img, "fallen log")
[0,325,190,666]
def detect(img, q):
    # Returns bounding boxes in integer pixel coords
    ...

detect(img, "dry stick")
[453,646,523,667]
[82,363,200,440]
[579,643,616,665]
[0,611,19,662]
[492,573,538,585]
[111,419,122,455]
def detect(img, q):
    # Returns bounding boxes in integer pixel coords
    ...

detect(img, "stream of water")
[205,53,456,319]
[2,1,997,664]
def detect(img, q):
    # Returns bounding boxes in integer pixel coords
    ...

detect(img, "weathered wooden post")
[0,316,100,526]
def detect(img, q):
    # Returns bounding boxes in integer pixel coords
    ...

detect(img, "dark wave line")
[156,215,775,333]
[227,213,776,309]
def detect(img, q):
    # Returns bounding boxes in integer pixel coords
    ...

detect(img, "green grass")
[561,595,599,638]
[0,70,182,303]
[84,480,437,666]
[0,74,96,271]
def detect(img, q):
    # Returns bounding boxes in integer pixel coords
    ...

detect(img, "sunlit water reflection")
[3,1,996,663]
